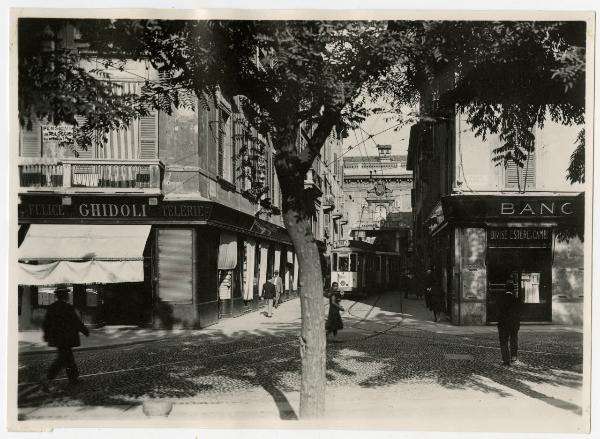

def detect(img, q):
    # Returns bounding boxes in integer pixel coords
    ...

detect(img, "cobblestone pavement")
[17,292,585,427]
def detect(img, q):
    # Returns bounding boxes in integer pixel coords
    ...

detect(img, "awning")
[18,260,144,285]
[18,224,151,285]
[18,224,151,261]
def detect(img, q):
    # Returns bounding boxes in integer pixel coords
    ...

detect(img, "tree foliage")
[374,20,587,183]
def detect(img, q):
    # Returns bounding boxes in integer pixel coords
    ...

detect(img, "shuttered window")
[20,119,42,157]
[217,107,233,182]
[505,154,536,190]
[73,116,95,159]
[157,229,194,303]
[139,111,158,159]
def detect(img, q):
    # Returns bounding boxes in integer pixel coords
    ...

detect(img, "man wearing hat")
[41,287,90,389]
[497,279,521,366]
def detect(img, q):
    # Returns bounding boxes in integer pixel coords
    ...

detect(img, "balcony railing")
[304,169,323,194]
[322,194,335,211]
[18,158,164,194]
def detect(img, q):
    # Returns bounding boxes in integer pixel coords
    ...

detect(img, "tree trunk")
[281,203,326,419]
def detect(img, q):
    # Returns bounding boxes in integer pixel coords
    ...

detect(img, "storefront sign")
[441,194,583,225]
[79,203,148,218]
[488,228,552,247]
[499,201,574,216]
[19,195,291,244]
[19,196,213,221]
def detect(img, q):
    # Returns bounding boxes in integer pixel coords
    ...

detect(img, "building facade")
[342,145,413,271]
[16,33,314,330]
[408,109,585,326]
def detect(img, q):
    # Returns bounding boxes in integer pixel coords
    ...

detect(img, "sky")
[342,101,415,158]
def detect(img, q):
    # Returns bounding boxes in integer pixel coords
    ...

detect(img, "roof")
[343,155,407,164]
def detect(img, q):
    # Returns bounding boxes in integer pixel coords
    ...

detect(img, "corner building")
[17,49,302,329]
[408,110,585,326]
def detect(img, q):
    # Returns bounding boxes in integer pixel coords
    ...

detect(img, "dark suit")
[42,300,89,382]
[497,291,520,364]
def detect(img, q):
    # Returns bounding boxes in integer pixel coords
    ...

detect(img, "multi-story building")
[315,129,347,285]
[408,108,585,326]
[17,27,308,330]
[342,144,413,270]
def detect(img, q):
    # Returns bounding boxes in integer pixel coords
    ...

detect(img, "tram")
[330,240,401,297]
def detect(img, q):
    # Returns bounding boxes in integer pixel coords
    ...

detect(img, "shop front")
[428,193,584,326]
[17,194,294,329]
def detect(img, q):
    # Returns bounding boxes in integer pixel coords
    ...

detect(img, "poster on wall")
[461,227,486,268]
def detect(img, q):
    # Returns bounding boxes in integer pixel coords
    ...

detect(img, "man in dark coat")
[497,280,521,366]
[261,277,276,318]
[42,287,90,388]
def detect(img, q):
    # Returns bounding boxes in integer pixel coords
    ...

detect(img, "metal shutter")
[157,229,194,303]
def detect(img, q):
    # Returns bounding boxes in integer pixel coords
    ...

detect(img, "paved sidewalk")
[19,292,581,355]
[19,297,304,355]
[16,291,586,431]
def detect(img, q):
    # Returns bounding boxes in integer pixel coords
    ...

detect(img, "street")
[17,291,585,431]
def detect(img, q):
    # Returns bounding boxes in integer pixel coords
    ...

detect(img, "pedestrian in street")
[430,281,445,323]
[41,287,90,390]
[497,280,521,366]
[273,270,283,308]
[424,267,434,311]
[326,282,345,343]
[261,276,276,318]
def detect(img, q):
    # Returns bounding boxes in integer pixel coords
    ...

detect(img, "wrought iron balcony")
[18,157,164,194]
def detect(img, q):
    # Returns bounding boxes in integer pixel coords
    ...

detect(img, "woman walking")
[326,282,345,343]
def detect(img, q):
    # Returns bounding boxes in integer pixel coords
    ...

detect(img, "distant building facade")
[342,145,413,271]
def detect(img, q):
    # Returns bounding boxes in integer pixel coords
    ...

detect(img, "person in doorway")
[41,287,90,390]
[261,277,276,318]
[497,280,521,366]
[273,270,283,308]
[326,282,345,343]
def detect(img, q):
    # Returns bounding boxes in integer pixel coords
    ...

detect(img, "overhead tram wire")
[324,122,404,168]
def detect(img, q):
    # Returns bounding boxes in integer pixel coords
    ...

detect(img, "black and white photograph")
[6,7,595,434]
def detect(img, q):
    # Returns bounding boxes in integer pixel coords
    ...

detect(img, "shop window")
[86,288,99,307]
[521,272,543,304]
[35,286,74,306]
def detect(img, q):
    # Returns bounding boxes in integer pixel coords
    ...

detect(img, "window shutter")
[74,116,95,158]
[505,154,535,190]
[20,119,42,157]
[139,111,158,159]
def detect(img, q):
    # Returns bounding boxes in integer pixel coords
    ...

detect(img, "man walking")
[41,287,90,389]
[262,276,276,318]
[273,269,283,308]
[497,280,521,366]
